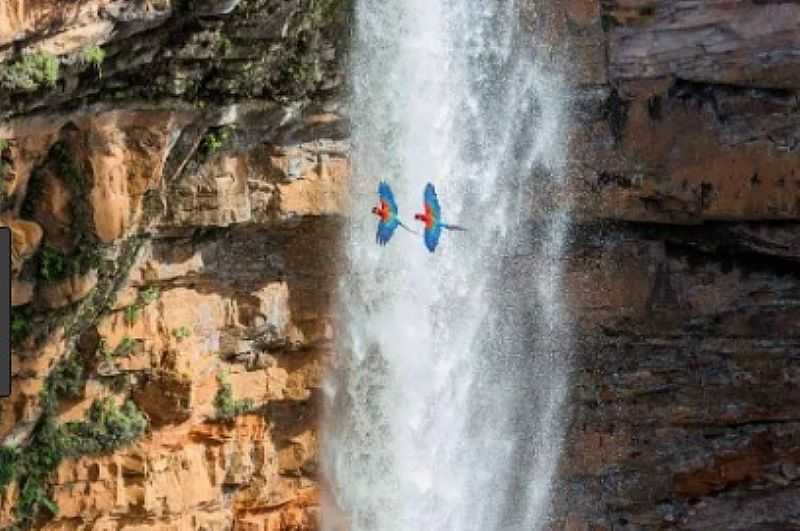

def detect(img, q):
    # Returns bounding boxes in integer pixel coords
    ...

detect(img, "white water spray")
[323,1,572,529]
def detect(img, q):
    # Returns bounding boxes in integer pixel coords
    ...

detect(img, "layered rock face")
[3,0,799,530]
[556,1,800,529]
[0,0,348,529]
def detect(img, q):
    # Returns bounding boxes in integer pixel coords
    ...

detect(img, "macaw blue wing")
[379,181,398,216]
[424,183,441,220]
[376,217,399,246]
[424,224,442,252]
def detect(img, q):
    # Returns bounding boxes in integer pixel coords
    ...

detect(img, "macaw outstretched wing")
[424,224,442,252]
[379,181,399,216]
[377,218,400,246]
[424,183,441,220]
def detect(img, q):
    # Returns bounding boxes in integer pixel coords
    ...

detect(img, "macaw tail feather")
[398,221,419,235]
[442,224,467,231]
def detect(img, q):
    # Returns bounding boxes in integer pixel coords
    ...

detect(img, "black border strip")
[0,227,9,397]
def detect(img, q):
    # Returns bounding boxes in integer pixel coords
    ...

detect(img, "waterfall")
[322,1,572,529]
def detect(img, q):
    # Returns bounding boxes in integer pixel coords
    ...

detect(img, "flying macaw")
[372,181,416,245]
[414,182,466,252]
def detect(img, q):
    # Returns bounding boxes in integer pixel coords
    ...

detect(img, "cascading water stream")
[323,1,572,529]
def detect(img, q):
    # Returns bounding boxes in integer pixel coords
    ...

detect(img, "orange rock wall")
[3,0,800,530]
[0,0,348,529]
[554,1,800,529]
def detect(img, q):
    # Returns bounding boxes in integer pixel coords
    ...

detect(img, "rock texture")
[554,1,800,529]
[4,0,800,530]
[1,0,348,529]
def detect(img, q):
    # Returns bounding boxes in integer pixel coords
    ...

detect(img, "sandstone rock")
[169,154,253,228]
[571,85,800,223]
[167,140,349,228]
[277,430,317,476]
[0,2,340,530]
[110,286,138,311]
[28,171,74,252]
[84,111,190,242]
[54,380,110,424]
[136,241,205,283]
[11,278,34,306]
[1,214,43,275]
[606,1,800,91]
[0,0,117,49]
[560,223,800,528]
[273,146,349,219]
[132,370,193,427]
[38,269,98,308]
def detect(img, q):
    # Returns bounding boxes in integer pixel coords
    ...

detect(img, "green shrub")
[213,373,254,421]
[41,356,85,409]
[0,50,59,92]
[63,398,148,455]
[36,244,101,283]
[11,309,31,347]
[199,126,234,159]
[217,35,232,56]
[122,287,160,327]
[0,446,19,488]
[38,247,68,282]
[17,477,59,522]
[0,139,9,182]
[139,287,160,305]
[10,397,148,525]
[14,417,69,524]
[172,326,191,342]
[123,304,141,326]
[51,142,83,192]
[80,46,105,78]
[112,337,136,358]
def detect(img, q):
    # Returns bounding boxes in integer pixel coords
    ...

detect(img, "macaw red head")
[371,206,380,216]
[415,204,432,224]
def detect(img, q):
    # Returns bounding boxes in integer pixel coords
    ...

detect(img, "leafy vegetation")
[0,446,18,488]
[172,326,191,342]
[0,50,59,92]
[0,139,9,181]
[37,246,68,282]
[217,34,232,56]
[80,46,106,78]
[41,356,85,409]
[199,126,234,160]
[213,373,255,422]
[15,417,67,524]
[123,287,160,326]
[35,244,101,283]
[113,337,137,358]
[63,398,148,455]
[0,142,159,527]
[6,364,148,528]
[124,304,141,326]
[11,307,32,347]
[26,143,102,284]
[139,287,160,305]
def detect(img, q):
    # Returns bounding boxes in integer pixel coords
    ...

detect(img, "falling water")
[323,1,572,530]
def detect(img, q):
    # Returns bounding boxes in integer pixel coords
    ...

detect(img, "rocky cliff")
[2,0,799,530]
[556,1,800,529]
[1,1,349,529]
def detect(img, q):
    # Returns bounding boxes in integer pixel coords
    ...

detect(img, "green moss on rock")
[214,373,255,421]
[0,51,60,92]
